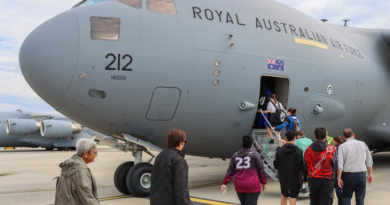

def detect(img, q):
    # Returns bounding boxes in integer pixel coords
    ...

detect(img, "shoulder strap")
[270,100,278,109]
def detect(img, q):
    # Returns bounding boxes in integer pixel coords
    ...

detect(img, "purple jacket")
[222,148,267,193]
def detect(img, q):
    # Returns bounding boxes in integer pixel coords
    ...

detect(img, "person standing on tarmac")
[55,138,100,205]
[326,129,334,145]
[221,135,267,205]
[305,127,335,205]
[333,135,344,205]
[274,131,304,205]
[337,128,373,205]
[295,130,313,193]
[150,129,192,205]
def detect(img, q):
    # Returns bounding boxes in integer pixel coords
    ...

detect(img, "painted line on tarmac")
[191,197,238,205]
[98,182,222,201]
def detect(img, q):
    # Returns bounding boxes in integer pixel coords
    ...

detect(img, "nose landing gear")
[99,134,160,197]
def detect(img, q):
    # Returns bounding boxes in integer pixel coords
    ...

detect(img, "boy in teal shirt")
[295,130,313,193]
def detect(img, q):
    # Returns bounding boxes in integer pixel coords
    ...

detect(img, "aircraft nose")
[19,13,79,109]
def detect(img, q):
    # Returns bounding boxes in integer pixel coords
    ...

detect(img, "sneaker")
[269,139,274,144]
[300,187,308,193]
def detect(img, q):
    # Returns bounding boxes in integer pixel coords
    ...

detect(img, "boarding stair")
[251,111,284,181]
[252,111,311,196]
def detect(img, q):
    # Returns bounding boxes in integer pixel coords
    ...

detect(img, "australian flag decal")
[267,58,284,71]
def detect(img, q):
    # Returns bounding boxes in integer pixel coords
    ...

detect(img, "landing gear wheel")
[114,161,134,194]
[45,147,54,151]
[126,163,153,197]
[70,147,76,151]
[57,147,65,151]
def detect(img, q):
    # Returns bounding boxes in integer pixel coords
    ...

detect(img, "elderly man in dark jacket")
[150,129,192,205]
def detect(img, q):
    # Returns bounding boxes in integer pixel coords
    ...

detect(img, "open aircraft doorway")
[254,75,290,129]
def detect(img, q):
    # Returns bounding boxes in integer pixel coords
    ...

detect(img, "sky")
[0,0,389,114]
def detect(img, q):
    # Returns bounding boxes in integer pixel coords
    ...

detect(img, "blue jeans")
[342,172,366,205]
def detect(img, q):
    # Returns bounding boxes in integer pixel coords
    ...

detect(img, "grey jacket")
[55,154,99,205]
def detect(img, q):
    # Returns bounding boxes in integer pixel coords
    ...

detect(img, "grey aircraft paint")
[0,110,96,149]
[19,0,390,158]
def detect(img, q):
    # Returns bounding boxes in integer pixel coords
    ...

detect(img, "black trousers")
[237,192,260,205]
[334,178,343,205]
[308,178,334,205]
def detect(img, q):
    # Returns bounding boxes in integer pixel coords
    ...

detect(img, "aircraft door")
[146,87,181,121]
[255,76,290,128]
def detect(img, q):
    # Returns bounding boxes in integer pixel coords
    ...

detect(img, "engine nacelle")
[40,120,82,138]
[6,119,40,135]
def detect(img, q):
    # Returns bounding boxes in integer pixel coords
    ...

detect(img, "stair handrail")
[259,109,284,146]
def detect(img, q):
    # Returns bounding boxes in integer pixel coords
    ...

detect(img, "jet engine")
[40,120,82,138]
[6,119,40,135]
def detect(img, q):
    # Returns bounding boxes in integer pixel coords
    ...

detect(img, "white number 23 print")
[236,156,251,169]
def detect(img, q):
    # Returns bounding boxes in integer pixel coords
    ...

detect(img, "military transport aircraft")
[19,0,390,197]
[0,110,98,150]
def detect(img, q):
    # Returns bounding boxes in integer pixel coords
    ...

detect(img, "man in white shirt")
[337,128,373,205]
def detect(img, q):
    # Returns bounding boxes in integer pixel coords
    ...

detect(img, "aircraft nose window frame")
[117,0,142,8]
[74,0,142,9]
[90,17,121,41]
[147,0,177,15]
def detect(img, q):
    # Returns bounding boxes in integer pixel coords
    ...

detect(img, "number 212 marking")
[105,53,133,71]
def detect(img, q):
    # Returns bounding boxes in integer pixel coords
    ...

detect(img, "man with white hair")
[55,138,100,205]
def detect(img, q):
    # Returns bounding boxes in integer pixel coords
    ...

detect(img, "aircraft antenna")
[342,19,350,26]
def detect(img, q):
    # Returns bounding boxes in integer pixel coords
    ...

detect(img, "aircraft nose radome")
[19,13,79,109]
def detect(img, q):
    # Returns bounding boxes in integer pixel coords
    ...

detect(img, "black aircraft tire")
[45,147,54,151]
[114,161,134,194]
[126,163,153,197]
[57,147,65,151]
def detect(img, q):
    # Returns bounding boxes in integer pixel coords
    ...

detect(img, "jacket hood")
[310,141,328,151]
[281,143,299,154]
[59,154,88,177]
[236,148,252,157]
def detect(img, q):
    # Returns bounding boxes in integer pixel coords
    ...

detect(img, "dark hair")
[285,131,297,141]
[270,94,278,104]
[167,129,186,148]
[343,128,354,139]
[288,108,297,115]
[314,127,327,140]
[334,135,343,144]
[242,135,253,148]
[297,130,304,136]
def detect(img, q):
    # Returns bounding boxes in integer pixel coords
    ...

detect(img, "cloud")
[0,71,39,99]
[0,103,19,111]
[276,0,390,28]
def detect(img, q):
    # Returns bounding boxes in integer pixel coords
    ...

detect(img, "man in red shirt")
[305,127,335,205]
[221,135,267,205]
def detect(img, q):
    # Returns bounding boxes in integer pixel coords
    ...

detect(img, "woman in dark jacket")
[150,129,192,205]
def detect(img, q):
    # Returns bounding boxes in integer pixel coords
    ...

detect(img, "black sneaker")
[300,187,308,193]
[269,139,274,144]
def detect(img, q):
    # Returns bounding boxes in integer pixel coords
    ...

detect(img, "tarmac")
[0,145,389,205]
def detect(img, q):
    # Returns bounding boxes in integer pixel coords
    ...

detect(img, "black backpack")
[270,101,286,125]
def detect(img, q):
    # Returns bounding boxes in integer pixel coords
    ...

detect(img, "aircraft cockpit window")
[75,0,110,7]
[117,0,142,8]
[147,0,177,15]
[90,17,121,41]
